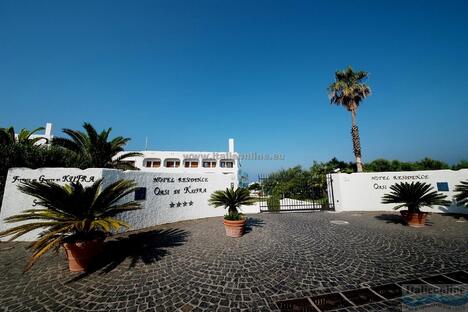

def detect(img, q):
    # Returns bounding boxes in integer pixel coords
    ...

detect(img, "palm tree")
[0,126,47,145]
[381,182,450,213]
[454,180,468,207]
[0,179,141,270]
[209,187,255,218]
[52,122,141,170]
[328,66,371,172]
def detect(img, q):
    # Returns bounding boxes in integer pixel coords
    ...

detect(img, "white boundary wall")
[0,168,259,241]
[329,169,468,214]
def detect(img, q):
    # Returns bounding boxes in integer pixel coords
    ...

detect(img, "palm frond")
[328,66,371,111]
[209,187,255,215]
[53,123,134,169]
[454,180,468,207]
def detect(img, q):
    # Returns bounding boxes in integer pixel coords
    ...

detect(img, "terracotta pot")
[63,239,104,272]
[223,219,246,237]
[400,211,428,227]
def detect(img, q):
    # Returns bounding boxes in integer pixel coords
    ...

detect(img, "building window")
[184,160,199,168]
[165,159,180,168]
[202,159,217,168]
[144,159,161,168]
[220,160,234,168]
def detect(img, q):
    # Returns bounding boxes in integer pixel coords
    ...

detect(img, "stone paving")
[0,211,467,312]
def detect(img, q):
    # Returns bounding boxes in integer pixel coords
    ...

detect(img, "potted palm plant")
[0,179,141,272]
[209,187,255,237]
[381,182,450,227]
[454,180,468,207]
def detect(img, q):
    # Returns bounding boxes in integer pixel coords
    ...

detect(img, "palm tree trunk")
[228,206,238,216]
[350,109,363,172]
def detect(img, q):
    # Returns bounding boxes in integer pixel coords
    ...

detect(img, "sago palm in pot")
[209,187,255,237]
[381,182,450,227]
[0,179,141,271]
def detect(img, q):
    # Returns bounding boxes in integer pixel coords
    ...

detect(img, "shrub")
[224,213,244,221]
[267,195,281,212]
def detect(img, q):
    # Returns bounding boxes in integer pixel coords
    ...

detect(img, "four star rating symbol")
[169,201,194,208]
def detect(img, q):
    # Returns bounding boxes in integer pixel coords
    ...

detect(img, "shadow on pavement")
[374,214,404,225]
[244,217,266,234]
[67,228,190,282]
[436,212,468,221]
[374,214,434,226]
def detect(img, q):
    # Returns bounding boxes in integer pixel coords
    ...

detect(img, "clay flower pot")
[223,219,246,237]
[63,239,104,272]
[400,210,428,228]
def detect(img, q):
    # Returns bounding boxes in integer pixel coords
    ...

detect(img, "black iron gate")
[256,174,335,212]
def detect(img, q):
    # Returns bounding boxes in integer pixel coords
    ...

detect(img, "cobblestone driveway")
[0,212,467,311]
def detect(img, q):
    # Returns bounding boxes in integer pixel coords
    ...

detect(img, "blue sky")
[1,0,467,177]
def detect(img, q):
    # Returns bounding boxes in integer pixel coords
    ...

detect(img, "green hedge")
[267,195,281,212]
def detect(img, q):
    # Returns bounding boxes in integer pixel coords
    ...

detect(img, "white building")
[14,122,53,145]
[116,138,248,187]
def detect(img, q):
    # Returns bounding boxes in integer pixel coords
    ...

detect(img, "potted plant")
[381,181,450,227]
[209,187,255,237]
[454,180,468,207]
[0,179,141,272]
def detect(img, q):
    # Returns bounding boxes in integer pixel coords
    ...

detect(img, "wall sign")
[436,182,449,192]
[134,187,147,200]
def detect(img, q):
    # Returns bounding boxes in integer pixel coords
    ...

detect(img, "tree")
[248,183,261,191]
[52,122,141,170]
[365,159,394,172]
[413,158,449,170]
[328,66,371,172]
[0,126,47,146]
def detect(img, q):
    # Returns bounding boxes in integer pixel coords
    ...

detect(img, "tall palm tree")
[0,126,47,145]
[0,179,141,270]
[52,122,141,170]
[328,66,371,172]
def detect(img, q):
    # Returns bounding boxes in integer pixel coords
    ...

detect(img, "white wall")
[329,169,468,214]
[0,167,246,241]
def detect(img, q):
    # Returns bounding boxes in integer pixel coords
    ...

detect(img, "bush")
[248,183,261,191]
[267,195,280,212]
[453,160,468,170]
[224,213,245,221]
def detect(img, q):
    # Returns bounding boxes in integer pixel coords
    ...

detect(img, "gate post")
[326,174,335,211]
